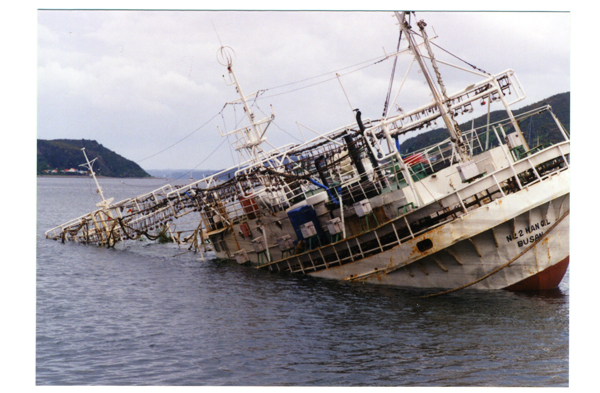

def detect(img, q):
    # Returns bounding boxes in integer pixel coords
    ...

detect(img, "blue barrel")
[287,205,323,241]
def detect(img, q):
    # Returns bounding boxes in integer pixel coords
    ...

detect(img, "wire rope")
[261,53,391,92]
[135,108,224,164]
[257,60,390,101]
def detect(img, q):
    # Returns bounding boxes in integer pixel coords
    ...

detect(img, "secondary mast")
[80,147,114,209]
[396,12,471,163]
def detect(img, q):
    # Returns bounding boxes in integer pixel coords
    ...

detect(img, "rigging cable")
[429,40,490,75]
[408,28,491,76]
[135,106,225,164]
[382,28,403,117]
[254,102,303,143]
[168,137,230,182]
[257,55,394,101]
[262,53,392,92]
[123,136,231,187]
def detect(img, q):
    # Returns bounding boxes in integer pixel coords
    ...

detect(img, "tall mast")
[396,12,470,163]
[217,46,274,164]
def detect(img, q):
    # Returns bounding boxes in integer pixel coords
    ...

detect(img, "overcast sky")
[37,9,570,171]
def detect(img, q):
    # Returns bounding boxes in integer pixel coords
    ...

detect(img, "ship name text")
[506,218,551,247]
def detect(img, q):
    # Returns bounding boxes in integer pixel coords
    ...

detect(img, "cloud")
[37,10,570,170]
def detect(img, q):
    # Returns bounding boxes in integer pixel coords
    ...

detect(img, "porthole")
[417,238,433,252]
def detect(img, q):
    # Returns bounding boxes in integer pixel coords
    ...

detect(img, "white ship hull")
[311,173,569,291]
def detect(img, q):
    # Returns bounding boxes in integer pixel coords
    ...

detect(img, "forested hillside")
[37,139,150,178]
[398,92,570,154]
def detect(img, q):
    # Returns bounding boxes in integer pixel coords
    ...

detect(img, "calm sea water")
[36,177,569,386]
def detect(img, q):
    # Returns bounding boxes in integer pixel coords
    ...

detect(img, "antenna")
[336,73,355,122]
[211,19,224,47]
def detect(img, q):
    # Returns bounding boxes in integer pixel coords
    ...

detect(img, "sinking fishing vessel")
[46,12,570,293]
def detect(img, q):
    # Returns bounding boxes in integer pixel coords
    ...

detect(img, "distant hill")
[37,139,150,178]
[399,92,570,154]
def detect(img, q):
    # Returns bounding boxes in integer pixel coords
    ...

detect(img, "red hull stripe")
[506,256,570,291]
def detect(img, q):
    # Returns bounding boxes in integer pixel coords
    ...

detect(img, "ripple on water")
[36,177,569,386]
